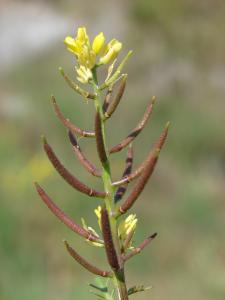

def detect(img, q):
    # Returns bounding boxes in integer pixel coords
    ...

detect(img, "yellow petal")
[77,27,89,45]
[92,32,105,55]
[99,40,122,65]
[64,36,78,54]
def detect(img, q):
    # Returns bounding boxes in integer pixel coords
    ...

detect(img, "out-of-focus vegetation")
[0,1,225,299]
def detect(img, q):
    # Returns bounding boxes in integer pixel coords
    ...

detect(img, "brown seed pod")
[95,111,108,164]
[123,233,157,261]
[109,96,156,154]
[35,183,100,242]
[112,123,169,187]
[102,86,113,113]
[114,145,133,203]
[42,136,106,198]
[68,130,101,177]
[104,75,127,119]
[119,148,160,215]
[64,240,112,277]
[101,208,120,271]
[51,95,95,137]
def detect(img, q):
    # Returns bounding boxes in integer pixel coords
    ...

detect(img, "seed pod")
[101,208,120,271]
[119,148,160,214]
[51,96,95,137]
[42,136,106,198]
[68,130,101,177]
[112,123,169,187]
[95,111,108,164]
[102,86,113,113]
[114,145,133,203]
[110,96,156,154]
[64,240,111,277]
[124,233,157,261]
[104,75,127,119]
[35,183,100,242]
[59,67,95,99]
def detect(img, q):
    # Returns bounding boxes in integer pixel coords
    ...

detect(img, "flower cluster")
[64,27,122,83]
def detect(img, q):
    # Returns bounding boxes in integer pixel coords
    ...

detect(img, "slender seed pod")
[119,148,160,214]
[51,96,95,137]
[104,75,127,119]
[112,123,169,187]
[42,136,106,198]
[95,111,108,164]
[59,67,95,99]
[123,233,157,261]
[68,130,101,177]
[64,240,111,277]
[101,208,120,271]
[102,86,113,113]
[110,96,156,154]
[35,183,100,242]
[114,145,133,203]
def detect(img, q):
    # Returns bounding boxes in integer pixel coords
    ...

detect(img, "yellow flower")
[75,65,93,83]
[81,218,103,248]
[94,206,102,229]
[99,39,122,65]
[64,26,122,70]
[118,214,137,242]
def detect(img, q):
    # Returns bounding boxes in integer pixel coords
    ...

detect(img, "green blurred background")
[1,0,225,299]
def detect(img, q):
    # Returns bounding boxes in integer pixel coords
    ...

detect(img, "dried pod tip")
[165,121,170,129]
[41,135,47,145]
[151,95,157,104]
[150,232,158,239]
[58,67,64,75]
[51,95,58,107]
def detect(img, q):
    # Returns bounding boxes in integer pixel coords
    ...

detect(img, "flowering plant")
[35,26,169,300]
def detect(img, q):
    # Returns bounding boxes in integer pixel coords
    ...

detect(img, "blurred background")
[0,0,225,299]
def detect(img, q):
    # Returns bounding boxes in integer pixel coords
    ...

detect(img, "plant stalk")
[92,68,129,300]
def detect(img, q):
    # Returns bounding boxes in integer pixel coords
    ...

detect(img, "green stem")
[91,68,128,300]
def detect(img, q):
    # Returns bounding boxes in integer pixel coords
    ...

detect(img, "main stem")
[92,69,128,300]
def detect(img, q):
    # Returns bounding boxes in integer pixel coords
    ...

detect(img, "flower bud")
[92,32,105,55]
